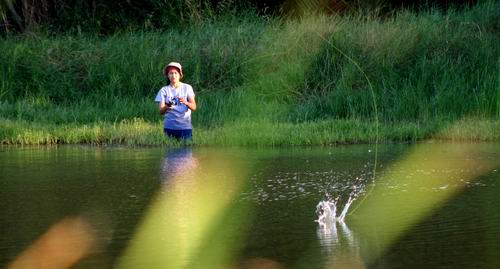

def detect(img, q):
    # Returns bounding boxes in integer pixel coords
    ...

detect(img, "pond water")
[1,143,499,269]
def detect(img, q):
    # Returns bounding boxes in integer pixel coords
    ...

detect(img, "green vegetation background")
[1,1,499,145]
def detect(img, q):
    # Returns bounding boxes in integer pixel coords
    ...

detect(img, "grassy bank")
[2,117,499,146]
[1,2,499,146]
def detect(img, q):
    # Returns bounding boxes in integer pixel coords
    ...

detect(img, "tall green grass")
[2,116,497,146]
[1,2,499,145]
[297,4,500,122]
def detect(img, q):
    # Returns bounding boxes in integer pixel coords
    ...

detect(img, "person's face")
[168,69,181,84]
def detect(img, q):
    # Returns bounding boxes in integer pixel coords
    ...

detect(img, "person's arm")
[155,88,170,115]
[179,95,196,112]
[159,101,171,115]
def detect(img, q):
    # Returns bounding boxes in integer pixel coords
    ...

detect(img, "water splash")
[316,196,338,228]
[316,185,361,226]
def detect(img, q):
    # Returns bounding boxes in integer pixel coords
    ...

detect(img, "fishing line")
[313,31,379,216]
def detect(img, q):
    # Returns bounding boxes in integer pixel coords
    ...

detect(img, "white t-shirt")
[155,82,195,130]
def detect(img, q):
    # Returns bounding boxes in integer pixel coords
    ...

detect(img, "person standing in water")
[155,62,197,140]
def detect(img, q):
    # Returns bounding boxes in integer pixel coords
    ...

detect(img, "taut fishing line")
[313,31,379,216]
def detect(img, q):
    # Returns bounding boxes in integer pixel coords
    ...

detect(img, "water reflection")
[1,144,498,269]
[160,147,198,180]
[317,222,364,268]
[316,195,364,268]
[350,142,500,266]
[117,148,250,269]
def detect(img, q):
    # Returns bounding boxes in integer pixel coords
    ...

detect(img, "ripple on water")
[240,166,373,204]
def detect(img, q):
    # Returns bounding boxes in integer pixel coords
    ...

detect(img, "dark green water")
[1,143,499,269]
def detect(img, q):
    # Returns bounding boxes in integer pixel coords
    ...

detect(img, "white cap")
[163,62,183,78]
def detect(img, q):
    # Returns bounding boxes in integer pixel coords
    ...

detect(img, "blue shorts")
[164,128,192,140]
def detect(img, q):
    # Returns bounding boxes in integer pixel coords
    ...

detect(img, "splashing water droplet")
[316,190,358,227]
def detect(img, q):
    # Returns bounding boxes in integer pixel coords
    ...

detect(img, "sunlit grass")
[2,3,500,268]
[2,116,500,146]
[433,117,500,141]
[0,2,499,145]
[0,118,165,145]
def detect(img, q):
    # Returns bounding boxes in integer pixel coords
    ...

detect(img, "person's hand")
[178,97,191,111]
